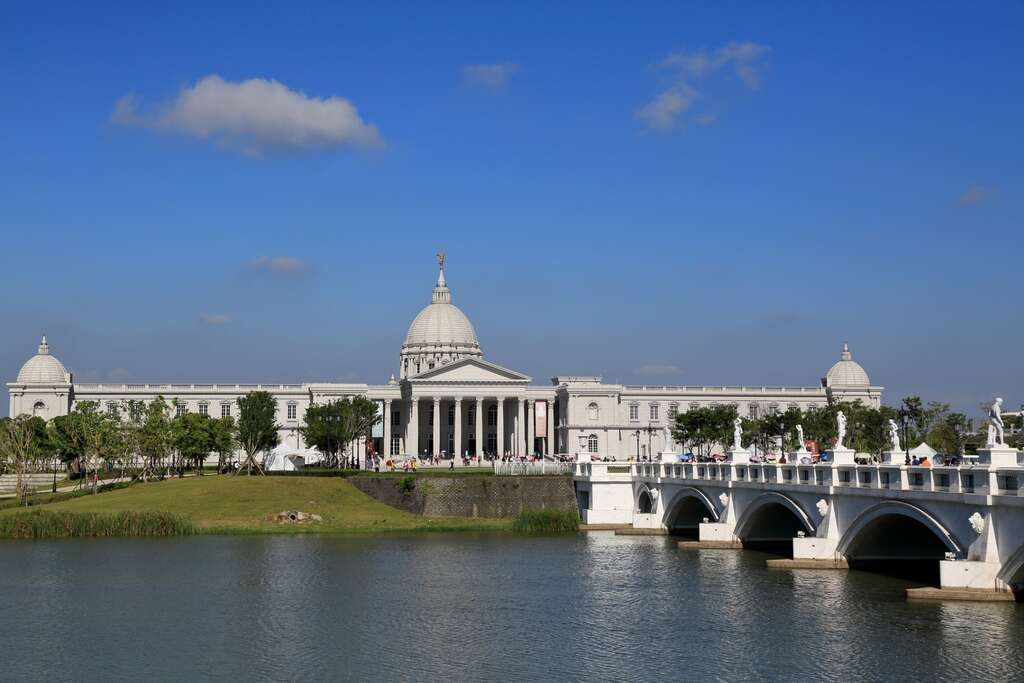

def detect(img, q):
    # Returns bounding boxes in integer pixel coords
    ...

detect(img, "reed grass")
[0,510,195,539]
[512,508,580,534]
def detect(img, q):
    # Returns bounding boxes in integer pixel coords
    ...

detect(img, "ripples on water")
[1,533,1022,682]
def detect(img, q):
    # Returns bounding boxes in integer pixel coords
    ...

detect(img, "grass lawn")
[0,475,512,535]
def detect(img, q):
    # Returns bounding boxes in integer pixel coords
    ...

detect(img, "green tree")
[929,412,971,455]
[301,401,348,468]
[211,416,238,472]
[300,397,381,468]
[0,415,45,504]
[138,397,174,480]
[236,391,279,475]
[672,404,737,460]
[172,412,215,474]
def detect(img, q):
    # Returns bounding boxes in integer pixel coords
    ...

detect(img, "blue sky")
[2,1,1022,415]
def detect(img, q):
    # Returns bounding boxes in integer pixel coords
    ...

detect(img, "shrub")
[0,510,195,538]
[512,508,579,534]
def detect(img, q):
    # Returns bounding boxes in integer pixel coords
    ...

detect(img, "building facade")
[7,259,882,461]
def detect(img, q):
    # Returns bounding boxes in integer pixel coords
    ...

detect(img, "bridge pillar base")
[906,587,1014,602]
[698,522,737,544]
[792,536,843,561]
[678,540,743,550]
[939,559,1005,591]
[766,558,848,570]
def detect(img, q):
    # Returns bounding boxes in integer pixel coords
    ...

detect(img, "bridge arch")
[636,486,655,514]
[733,492,815,548]
[663,487,719,536]
[838,501,962,585]
[997,544,1024,598]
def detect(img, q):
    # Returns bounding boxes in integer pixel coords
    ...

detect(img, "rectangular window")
[198,403,209,416]
[107,402,119,417]
[392,410,401,426]
[221,403,231,418]
[487,406,497,426]
[629,404,639,421]
[448,405,455,426]
[650,404,659,421]
[287,403,297,420]
[467,405,475,424]
[668,404,678,419]
[487,433,496,452]
[176,402,187,417]
[391,434,401,456]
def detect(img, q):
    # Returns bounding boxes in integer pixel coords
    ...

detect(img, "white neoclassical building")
[7,258,882,461]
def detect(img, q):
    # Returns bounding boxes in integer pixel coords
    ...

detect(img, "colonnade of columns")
[392,396,555,458]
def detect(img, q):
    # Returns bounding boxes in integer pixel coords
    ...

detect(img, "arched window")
[587,402,599,421]
[32,401,45,416]
[587,434,599,453]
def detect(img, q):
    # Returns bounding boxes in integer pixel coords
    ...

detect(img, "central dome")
[399,258,482,378]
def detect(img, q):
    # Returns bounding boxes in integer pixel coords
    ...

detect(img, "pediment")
[409,358,531,384]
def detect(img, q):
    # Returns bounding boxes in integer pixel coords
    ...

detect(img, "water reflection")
[0,534,1022,681]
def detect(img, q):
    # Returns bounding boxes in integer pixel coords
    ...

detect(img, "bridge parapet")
[574,460,1024,498]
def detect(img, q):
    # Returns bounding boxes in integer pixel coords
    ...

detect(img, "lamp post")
[900,411,910,465]
[634,430,641,461]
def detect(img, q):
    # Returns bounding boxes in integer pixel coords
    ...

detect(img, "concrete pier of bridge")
[573,446,1024,600]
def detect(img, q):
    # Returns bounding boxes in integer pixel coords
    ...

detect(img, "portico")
[400,358,555,458]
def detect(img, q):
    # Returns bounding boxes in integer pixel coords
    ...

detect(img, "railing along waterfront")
[573,459,1024,497]
[494,462,575,476]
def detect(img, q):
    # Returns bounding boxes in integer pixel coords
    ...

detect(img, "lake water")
[1,532,1022,682]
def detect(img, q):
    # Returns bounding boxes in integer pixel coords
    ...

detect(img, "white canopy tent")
[263,442,307,472]
[909,442,937,460]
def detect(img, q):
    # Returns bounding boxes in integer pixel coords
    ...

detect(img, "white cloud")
[635,85,697,130]
[247,256,316,277]
[462,63,520,90]
[959,185,996,206]
[636,364,684,377]
[638,41,770,130]
[112,75,381,155]
[199,313,229,325]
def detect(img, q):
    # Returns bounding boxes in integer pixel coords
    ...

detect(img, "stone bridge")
[573,452,1024,599]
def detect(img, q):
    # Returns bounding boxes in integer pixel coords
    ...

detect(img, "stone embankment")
[349,475,577,518]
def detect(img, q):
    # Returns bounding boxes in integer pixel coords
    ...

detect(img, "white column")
[475,397,484,459]
[408,399,418,457]
[454,398,463,462]
[517,398,526,456]
[383,399,392,457]
[433,397,441,458]
[527,399,535,456]
[497,398,506,457]
[546,400,555,456]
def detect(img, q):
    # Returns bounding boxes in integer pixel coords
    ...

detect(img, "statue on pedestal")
[795,424,805,450]
[888,418,901,452]
[663,424,673,452]
[733,417,743,450]
[836,411,848,450]
[987,397,1005,447]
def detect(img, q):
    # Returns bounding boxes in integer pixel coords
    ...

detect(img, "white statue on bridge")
[969,512,986,535]
[987,397,1005,447]
[663,424,673,452]
[795,424,805,449]
[888,418,901,452]
[836,411,848,449]
[733,417,743,450]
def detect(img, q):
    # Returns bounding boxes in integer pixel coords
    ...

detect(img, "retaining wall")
[349,476,578,518]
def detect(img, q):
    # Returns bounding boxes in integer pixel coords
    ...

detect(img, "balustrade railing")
[572,458,1024,497]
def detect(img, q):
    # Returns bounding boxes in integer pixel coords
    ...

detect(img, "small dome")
[16,336,71,384]
[825,342,870,387]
